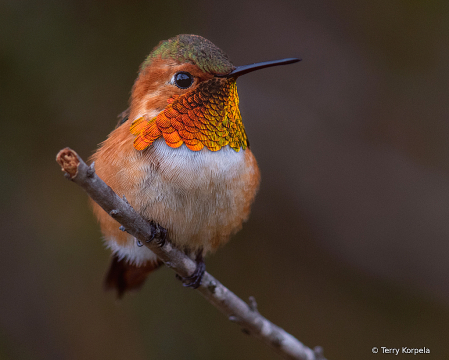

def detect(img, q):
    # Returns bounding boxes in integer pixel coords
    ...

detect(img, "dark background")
[1,1,449,359]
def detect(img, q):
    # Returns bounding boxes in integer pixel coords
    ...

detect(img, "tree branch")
[56,147,327,360]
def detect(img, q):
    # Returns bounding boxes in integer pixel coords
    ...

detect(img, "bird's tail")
[104,255,163,298]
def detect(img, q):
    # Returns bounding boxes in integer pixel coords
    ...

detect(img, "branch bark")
[56,147,327,360]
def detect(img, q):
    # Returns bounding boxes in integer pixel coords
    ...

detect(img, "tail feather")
[104,255,163,298]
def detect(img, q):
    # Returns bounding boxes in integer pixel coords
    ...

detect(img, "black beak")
[219,58,301,78]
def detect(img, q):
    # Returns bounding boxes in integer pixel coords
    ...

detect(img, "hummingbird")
[91,34,300,297]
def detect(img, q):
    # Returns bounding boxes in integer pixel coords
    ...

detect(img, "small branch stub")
[248,296,258,312]
[86,162,95,177]
[109,209,120,217]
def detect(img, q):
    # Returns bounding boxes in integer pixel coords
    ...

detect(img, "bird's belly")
[102,139,260,265]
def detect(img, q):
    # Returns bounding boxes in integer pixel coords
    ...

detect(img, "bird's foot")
[176,252,205,289]
[147,221,167,247]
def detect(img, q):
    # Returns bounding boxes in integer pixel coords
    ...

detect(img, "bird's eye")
[174,71,194,89]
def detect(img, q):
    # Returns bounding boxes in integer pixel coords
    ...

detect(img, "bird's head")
[128,34,299,152]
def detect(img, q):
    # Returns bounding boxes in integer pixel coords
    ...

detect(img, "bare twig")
[56,147,327,360]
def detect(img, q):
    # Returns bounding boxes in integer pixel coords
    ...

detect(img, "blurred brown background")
[1,1,449,359]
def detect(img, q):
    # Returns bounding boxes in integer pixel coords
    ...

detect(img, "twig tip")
[56,148,80,179]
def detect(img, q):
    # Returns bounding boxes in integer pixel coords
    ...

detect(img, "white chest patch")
[107,138,259,265]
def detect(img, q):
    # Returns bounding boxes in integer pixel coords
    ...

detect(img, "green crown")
[141,34,235,76]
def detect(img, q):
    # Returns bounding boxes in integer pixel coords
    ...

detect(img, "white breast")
[109,138,259,265]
